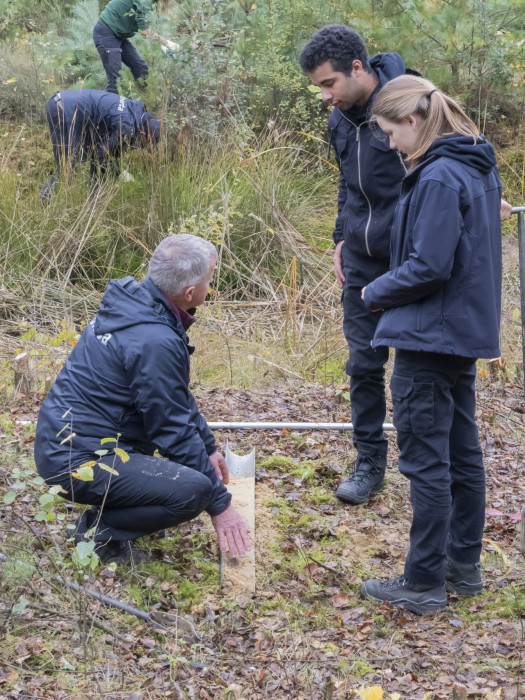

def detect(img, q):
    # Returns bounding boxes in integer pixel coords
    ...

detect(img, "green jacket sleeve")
[133,0,154,30]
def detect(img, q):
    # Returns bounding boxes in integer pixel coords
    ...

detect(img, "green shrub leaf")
[72,466,94,481]
[39,493,55,506]
[12,598,30,614]
[79,460,97,468]
[114,448,129,463]
[98,463,119,476]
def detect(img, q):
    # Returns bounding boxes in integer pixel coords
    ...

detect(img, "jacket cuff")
[205,489,232,517]
[363,284,381,311]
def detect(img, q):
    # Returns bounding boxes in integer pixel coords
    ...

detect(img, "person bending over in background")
[360,75,502,614]
[39,88,161,202]
[94,0,179,95]
[299,25,512,508]
[34,233,251,566]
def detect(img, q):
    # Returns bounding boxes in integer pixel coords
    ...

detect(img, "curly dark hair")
[299,25,371,75]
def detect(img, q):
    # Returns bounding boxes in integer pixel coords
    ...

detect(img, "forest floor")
[1,370,524,699]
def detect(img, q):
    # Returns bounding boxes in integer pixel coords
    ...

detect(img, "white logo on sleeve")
[97,333,112,346]
[90,318,112,346]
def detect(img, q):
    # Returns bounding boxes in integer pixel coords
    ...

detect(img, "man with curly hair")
[300,26,511,507]
[299,26,410,505]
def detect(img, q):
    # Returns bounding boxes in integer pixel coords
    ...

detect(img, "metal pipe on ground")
[515,207,525,401]
[208,422,395,430]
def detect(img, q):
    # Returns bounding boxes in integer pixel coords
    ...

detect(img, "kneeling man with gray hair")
[34,234,250,565]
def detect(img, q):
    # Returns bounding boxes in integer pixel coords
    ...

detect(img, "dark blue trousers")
[46,96,87,175]
[392,350,485,587]
[57,453,214,542]
[45,95,118,180]
[93,22,148,94]
[342,247,390,458]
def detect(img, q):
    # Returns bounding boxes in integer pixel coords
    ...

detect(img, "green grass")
[0,122,337,326]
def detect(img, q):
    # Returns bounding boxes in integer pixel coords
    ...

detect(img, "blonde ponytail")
[371,75,479,168]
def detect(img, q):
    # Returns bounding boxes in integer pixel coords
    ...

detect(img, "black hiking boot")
[445,556,483,596]
[72,507,152,565]
[335,453,386,505]
[73,533,152,566]
[361,575,447,615]
[94,540,153,566]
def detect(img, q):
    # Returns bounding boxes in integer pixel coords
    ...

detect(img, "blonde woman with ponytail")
[360,75,503,614]
[93,0,179,94]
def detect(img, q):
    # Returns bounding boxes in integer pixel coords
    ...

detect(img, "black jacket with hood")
[363,134,502,358]
[329,52,408,258]
[34,276,231,517]
[50,89,152,162]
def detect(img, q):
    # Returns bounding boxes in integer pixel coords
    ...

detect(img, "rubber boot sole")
[445,580,483,596]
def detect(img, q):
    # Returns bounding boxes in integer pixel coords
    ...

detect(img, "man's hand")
[334,241,345,288]
[140,29,180,52]
[500,198,512,222]
[211,505,251,557]
[209,450,229,485]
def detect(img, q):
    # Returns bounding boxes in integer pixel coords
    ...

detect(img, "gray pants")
[93,21,148,94]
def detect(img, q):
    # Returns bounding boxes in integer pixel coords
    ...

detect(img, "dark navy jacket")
[51,89,148,160]
[363,134,502,359]
[34,276,231,517]
[329,53,408,258]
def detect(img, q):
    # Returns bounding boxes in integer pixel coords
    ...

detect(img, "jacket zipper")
[340,112,373,257]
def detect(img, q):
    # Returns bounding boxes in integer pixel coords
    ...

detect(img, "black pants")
[93,22,148,94]
[342,247,390,458]
[46,95,86,176]
[60,453,214,542]
[392,350,485,587]
[45,95,117,181]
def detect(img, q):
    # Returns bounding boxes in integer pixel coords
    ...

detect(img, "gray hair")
[148,234,218,296]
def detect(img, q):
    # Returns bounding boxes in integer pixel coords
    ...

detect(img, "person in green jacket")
[93,0,179,94]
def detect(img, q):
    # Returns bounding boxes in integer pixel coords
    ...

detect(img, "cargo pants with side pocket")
[93,21,148,95]
[391,349,485,588]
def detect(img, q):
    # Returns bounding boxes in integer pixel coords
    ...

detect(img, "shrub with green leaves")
[0,42,53,121]
[2,0,524,130]
[0,0,75,38]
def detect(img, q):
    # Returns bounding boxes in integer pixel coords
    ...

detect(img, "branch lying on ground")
[0,551,200,640]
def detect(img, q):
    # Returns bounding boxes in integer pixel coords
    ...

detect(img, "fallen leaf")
[359,686,383,700]
[332,594,350,608]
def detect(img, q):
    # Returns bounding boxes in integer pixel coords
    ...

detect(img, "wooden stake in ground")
[220,447,256,597]
[520,506,525,555]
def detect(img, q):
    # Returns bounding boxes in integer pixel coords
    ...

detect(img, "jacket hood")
[412,134,497,179]
[344,53,406,120]
[370,52,406,87]
[93,276,178,335]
